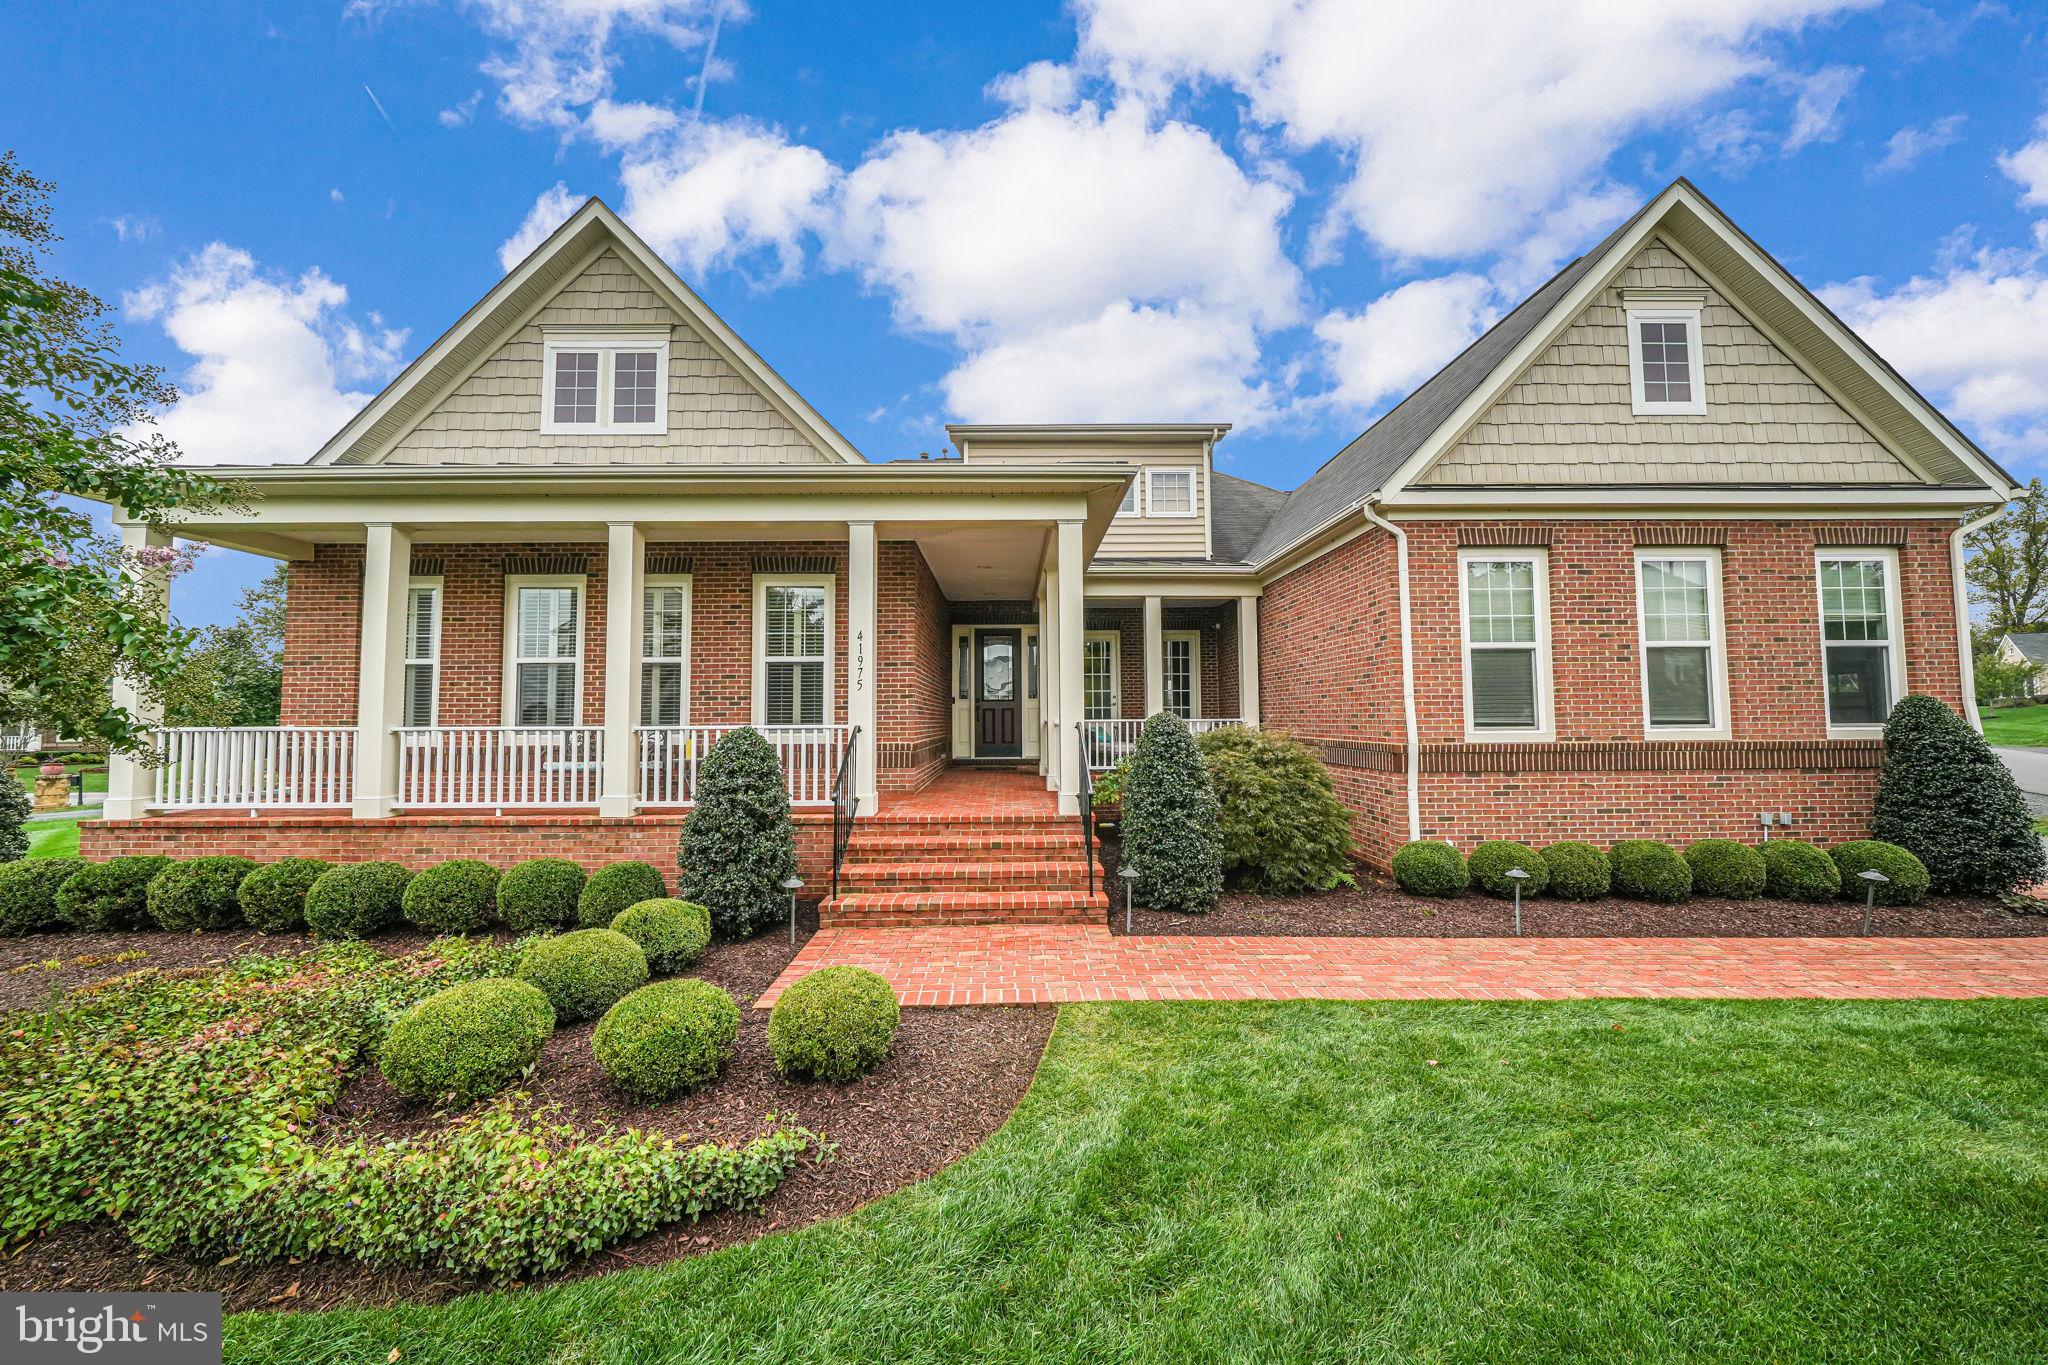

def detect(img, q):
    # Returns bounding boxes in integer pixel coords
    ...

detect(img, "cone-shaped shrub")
[1872,694,2046,894]
[1760,839,1840,902]
[1830,840,1930,906]
[1540,842,1610,900]
[0,770,29,864]
[498,857,586,932]
[1684,839,1766,899]
[1391,841,1468,896]
[1195,726,1354,892]
[0,857,85,935]
[1611,841,1691,902]
[577,861,666,929]
[1469,841,1548,898]
[1120,713,1223,915]
[594,979,739,1100]
[56,856,172,931]
[304,861,412,939]
[238,857,330,933]
[679,726,797,937]
[403,859,501,934]
[147,856,257,931]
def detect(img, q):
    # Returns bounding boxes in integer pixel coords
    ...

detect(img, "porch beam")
[1142,595,1164,719]
[351,522,411,819]
[599,521,645,817]
[846,521,879,814]
[194,491,1099,531]
[1056,519,1085,814]
[1238,595,1261,725]
[103,522,172,820]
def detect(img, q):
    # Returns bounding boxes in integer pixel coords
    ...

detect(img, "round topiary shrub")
[497,857,586,932]
[1684,839,1767,899]
[577,861,667,929]
[1540,842,1610,900]
[680,726,800,937]
[378,978,555,1104]
[1873,694,2045,894]
[1120,713,1224,915]
[1610,840,1691,903]
[1194,726,1355,892]
[516,928,649,1021]
[1468,841,1549,898]
[1391,841,1468,896]
[56,856,173,931]
[146,855,258,931]
[237,857,331,934]
[1760,839,1841,902]
[0,857,86,935]
[303,861,413,939]
[611,898,711,974]
[592,979,739,1100]
[1829,840,1930,906]
[767,964,901,1082]
[402,859,502,934]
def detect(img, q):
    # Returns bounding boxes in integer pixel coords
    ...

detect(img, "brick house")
[85,180,2014,921]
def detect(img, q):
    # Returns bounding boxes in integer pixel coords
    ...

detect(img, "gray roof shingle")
[2007,633,2048,665]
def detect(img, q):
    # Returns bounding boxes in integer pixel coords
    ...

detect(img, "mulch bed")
[0,922,1054,1313]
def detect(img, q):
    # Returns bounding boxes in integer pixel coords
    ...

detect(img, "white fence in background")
[394,726,605,809]
[152,726,356,810]
[637,724,849,807]
[1082,717,1255,772]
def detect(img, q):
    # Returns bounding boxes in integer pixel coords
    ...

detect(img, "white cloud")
[438,89,484,128]
[329,187,346,205]
[587,98,680,150]
[124,244,406,465]
[986,61,1079,112]
[1782,63,1860,153]
[1314,274,1496,412]
[1999,115,2048,208]
[100,214,159,243]
[618,120,836,281]
[497,182,583,271]
[1870,113,1966,177]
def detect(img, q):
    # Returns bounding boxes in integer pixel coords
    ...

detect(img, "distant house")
[1995,633,2048,697]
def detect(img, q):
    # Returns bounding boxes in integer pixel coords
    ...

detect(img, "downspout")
[1358,499,1422,841]
[1952,505,2004,732]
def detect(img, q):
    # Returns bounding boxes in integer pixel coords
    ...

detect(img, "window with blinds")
[1819,554,1898,728]
[510,583,581,726]
[1462,553,1547,734]
[640,581,690,727]
[761,583,827,726]
[1083,635,1118,719]
[1637,554,1721,731]
[403,582,440,727]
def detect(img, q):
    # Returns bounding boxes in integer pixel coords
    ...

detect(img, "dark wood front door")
[975,629,1022,757]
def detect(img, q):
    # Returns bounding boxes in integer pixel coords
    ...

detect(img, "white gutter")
[1952,505,2004,732]
[1358,499,1422,841]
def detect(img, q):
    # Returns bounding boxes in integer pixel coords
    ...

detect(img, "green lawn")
[228,999,2048,1364]
[11,761,106,797]
[1980,704,2048,747]
[24,811,90,859]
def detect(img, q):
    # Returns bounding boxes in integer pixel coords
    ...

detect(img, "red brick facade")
[878,542,952,792]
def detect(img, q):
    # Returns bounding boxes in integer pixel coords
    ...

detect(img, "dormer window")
[1146,468,1196,517]
[541,330,669,434]
[1624,292,1706,417]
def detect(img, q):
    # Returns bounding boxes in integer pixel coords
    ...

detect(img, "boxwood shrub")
[1829,840,1930,906]
[1391,841,1468,896]
[237,858,331,934]
[767,964,901,1082]
[1540,842,1610,900]
[147,856,258,931]
[1610,840,1691,902]
[516,928,649,1021]
[593,979,739,1100]
[577,861,667,929]
[56,856,173,931]
[612,898,712,974]
[0,857,85,935]
[1194,726,1355,892]
[1760,839,1841,902]
[1872,693,2045,894]
[402,859,502,934]
[379,978,556,1104]
[303,862,414,939]
[1684,839,1767,900]
[1468,841,1548,898]
[498,857,586,932]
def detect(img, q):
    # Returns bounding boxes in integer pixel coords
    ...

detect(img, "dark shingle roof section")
[2007,633,2048,665]
[1210,471,1288,563]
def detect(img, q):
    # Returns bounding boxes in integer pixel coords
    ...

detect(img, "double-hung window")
[1625,296,1707,417]
[1082,633,1120,720]
[639,577,691,727]
[505,577,583,727]
[755,577,832,727]
[1460,550,1551,738]
[1635,551,1725,735]
[541,331,669,434]
[402,578,441,728]
[1146,468,1195,517]
[1817,552,1904,732]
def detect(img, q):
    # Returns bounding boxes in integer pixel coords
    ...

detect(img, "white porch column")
[846,520,880,814]
[1056,519,1085,814]
[1238,594,1261,725]
[1142,594,1165,718]
[1039,564,1059,789]
[102,522,172,820]
[599,521,645,817]
[351,522,412,818]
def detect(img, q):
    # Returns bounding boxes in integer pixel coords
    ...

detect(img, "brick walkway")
[755,926,2048,1007]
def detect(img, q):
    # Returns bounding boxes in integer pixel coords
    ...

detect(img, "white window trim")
[403,575,442,730]
[1458,548,1555,742]
[1083,629,1121,720]
[502,573,586,727]
[540,330,670,435]
[1625,304,1707,417]
[1162,629,1203,720]
[1815,548,1907,739]
[1145,467,1198,519]
[1117,477,1140,516]
[1633,549,1730,739]
[639,573,693,728]
[751,574,835,728]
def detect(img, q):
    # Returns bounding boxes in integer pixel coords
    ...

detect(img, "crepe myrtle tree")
[679,726,798,938]
[1120,712,1223,914]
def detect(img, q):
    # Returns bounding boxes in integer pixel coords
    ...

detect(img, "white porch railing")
[152,726,356,810]
[394,726,605,809]
[637,724,850,807]
[1082,716,1255,771]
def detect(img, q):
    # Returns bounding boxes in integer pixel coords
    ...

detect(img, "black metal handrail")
[829,725,861,899]
[1075,721,1096,897]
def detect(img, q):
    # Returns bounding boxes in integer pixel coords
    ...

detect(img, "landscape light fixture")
[1856,868,1888,937]
[1119,864,1140,934]
[781,875,805,946]
[1504,867,1531,936]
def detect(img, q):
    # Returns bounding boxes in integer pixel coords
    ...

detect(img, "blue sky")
[7,0,2048,627]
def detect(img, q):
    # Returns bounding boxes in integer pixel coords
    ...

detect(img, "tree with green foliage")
[679,726,797,937]
[0,770,27,864]
[167,566,284,727]
[1967,478,2048,633]
[1872,694,2046,895]
[1121,712,1223,914]
[1972,649,2040,708]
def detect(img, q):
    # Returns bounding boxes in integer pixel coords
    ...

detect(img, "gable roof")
[1210,470,1288,564]
[2007,632,2048,665]
[310,198,864,466]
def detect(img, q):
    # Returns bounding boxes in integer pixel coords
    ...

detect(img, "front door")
[975,629,1022,757]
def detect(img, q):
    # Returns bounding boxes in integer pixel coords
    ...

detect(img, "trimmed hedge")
[1830,840,1930,906]
[767,964,901,1082]
[612,898,712,974]
[304,862,413,939]
[498,858,586,932]
[1684,839,1766,900]
[577,862,667,930]
[1120,713,1224,915]
[1391,841,1468,896]
[379,978,556,1104]
[1760,839,1841,902]
[1540,842,1610,900]
[0,857,85,935]
[1468,841,1548,898]
[1195,726,1355,892]
[403,859,502,934]
[592,979,739,1100]
[679,726,799,937]
[1872,694,2045,894]
[238,858,331,934]
[56,856,172,931]
[516,929,649,1021]
[1611,841,1691,903]
[147,856,257,931]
